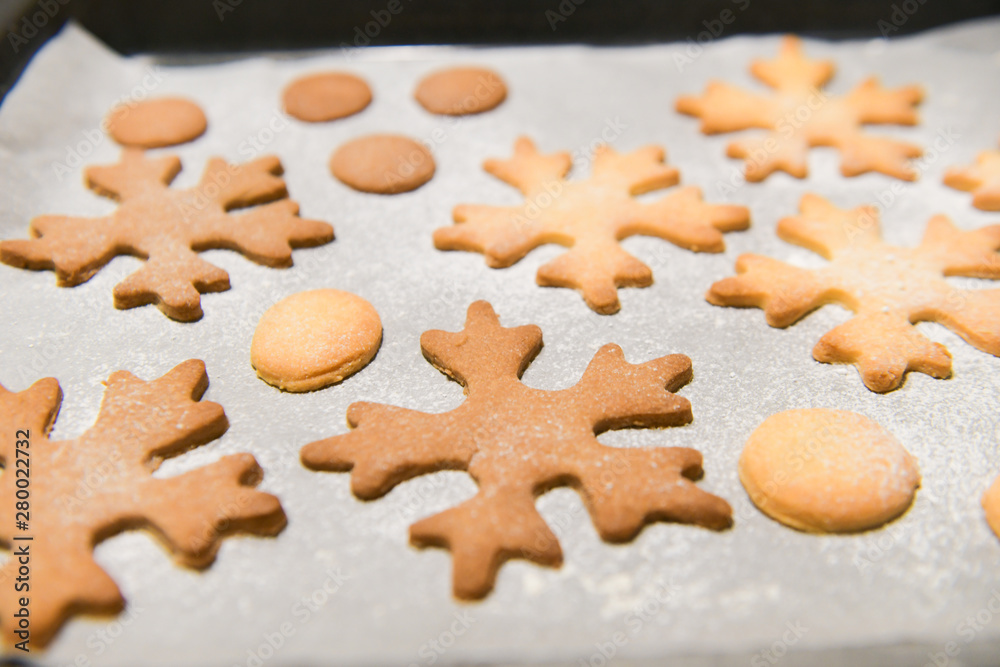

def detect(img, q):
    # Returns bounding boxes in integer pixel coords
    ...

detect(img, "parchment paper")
[2,18,1000,666]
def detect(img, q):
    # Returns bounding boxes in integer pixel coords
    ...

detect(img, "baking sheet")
[2,19,1000,666]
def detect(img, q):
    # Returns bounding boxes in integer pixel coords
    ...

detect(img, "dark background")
[2,0,1000,101]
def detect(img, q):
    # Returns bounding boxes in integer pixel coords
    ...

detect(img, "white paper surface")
[1,18,1000,666]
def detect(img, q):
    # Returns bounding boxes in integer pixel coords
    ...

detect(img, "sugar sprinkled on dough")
[251,289,382,392]
[739,408,920,533]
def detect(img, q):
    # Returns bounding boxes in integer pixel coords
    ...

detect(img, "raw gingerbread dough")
[301,301,731,599]
[282,71,372,122]
[330,134,435,194]
[414,66,507,115]
[105,97,207,148]
[0,360,286,648]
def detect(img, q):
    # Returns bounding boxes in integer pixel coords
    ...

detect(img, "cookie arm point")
[578,446,733,541]
[483,136,571,196]
[778,195,882,258]
[626,186,749,253]
[536,243,651,315]
[813,313,952,392]
[846,78,923,126]
[85,150,181,200]
[676,82,775,134]
[410,488,562,600]
[4,214,122,286]
[707,254,830,328]
[921,217,1000,279]
[837,133,922,181]
[0,540,124,649]
[140,453,286,568]
[203,155,287,209]
[437,203,548,268]
[572,345,692,431]
[303,405,477,500]
[590,144,679,195]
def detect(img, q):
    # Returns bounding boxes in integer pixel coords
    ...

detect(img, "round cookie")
[282,72,372,122]
[984,473,1000,540]
[414,66,507,116]
[330,134,435,194]
[251,289,382,392]
[105,97,207,148]
[739,409,920,533]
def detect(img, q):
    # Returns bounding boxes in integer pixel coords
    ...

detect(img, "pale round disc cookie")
[984,473,1000,540]
[105,97,207,148]
[251,289,382,392]
[282,72,372,122]
[414,66,507,116]
[739,409,920,533]
[330,134,435,194]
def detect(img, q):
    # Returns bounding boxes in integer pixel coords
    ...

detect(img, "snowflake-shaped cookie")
[0,360,286,647]
[0,149,334,321]
[676,36,923,182]
[707,194,1000,392]
[944,142,1000,211]
[302,301,732,599]
[434,137,749,314]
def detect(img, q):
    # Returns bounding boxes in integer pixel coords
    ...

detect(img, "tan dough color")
[251,289,382,392]
[707,194,1000,393]
[282,72,372,122]
[984,473,1000,540]
[105,97,207,148]
[414,66,507,115]
[944,142,1000,211]
[434,136,749,315]
[330,134,435,194]
[739,409,920,533]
